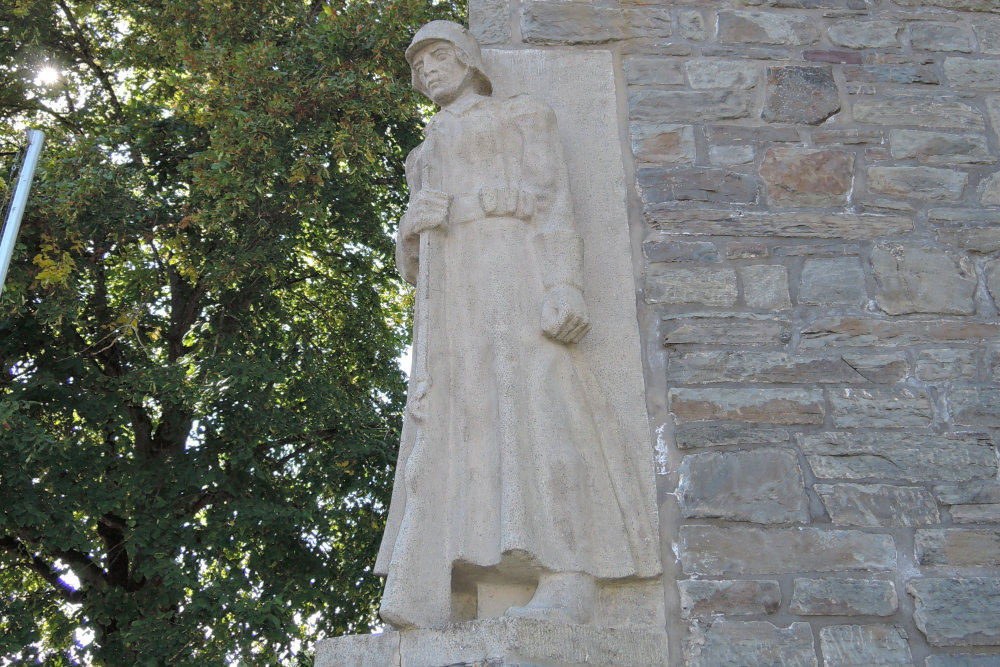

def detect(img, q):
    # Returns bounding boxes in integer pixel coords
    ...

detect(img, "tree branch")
[0,536,86,604]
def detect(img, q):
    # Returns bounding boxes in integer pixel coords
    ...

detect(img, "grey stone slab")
[679,448,808,524]
[812,128,884,145]
[853,98,984,130]
[663,315,792,347]
[686,60,759,90]
[950,505,1000,523]
[718,10,822,46]
[936,227,1000,254]
[763,66,840,125]
[815,483,941,527]
[830,387,934,429]
[934,480,1000,505]
[927,656,1000,667]
[799,316,1000,348]
[674,423,791,450]
[666,351,902,385]
[742,265,791,309]
[680,526,896,576]
[624,56,684,86]
[916,348,978,382]
[980,172,1000,205]
[916,529,1000,568]
[910,23,976,52]
[829,20,903,49]
[987,259,1000,301]
[623,7,673,41]
[644,239,717,263]
[889,129,993,165]
[646,267,738,306]
[892,0,1000,11]
[790,577,897,616]
[868,166,968,201]
[669,387,825,425]
[727,242,769,259]
[689,620,816,667]
[845,64,941,85]
[646,208,914,239]
[520,3,624,45]
[799,431,997,482]
[679,580,780,617]
[988,95,1000,143]
[800,257,868,307]
[630,123,696,165]
[316,632,401,667]
[950,388,1000,427]
[976,17,1000,54]
[638,166,759,205]
[710,145,756,166]
[908,577,1000,647]
[819,624,913,667]
[678,9,709,41]
[760,148,854,208]
[945,57,1000,90]
[870,242,977,316]
[470,0,510,45]
[629,89,756,123]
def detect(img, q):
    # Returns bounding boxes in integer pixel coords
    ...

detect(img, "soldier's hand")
[541,284,591,344]
[406,189,451,235]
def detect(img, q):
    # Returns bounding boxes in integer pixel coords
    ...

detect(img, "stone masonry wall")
[471,0,1000,665]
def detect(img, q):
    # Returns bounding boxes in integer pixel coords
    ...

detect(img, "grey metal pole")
[0,129,46,297]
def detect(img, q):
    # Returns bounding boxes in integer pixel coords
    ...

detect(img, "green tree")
[0,0,456,663]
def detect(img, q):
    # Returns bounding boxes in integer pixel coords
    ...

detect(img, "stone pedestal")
[315,618,668,667]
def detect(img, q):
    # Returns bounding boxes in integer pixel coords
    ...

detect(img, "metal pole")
[0,129,46,297]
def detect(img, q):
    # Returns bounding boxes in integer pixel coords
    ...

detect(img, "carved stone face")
[411,40,472,106]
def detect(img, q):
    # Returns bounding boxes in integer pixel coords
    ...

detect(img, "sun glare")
[36,66,60,86]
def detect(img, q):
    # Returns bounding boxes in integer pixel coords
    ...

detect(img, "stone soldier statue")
[374,20,661,630]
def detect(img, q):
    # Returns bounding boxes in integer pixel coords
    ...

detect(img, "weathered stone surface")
[663,315,792,347]
[945,57,1000,90]
[950,505,1000,523]
[680,526,896,576]
[646,267,737,306]
[935,481,1000,523]
[892,0,1000,11]
[679,580,780,618]
[689,620,817,667]
[763,66,840,125]
[987,95,1000,142]
[710,145,755,166]
[870,242,977,315]
[987,259,1000,302]
[830,388,934,428]
[740,265,791,309]
[917,529,1000,567]
[728,242,768,259]
[629,89,756,123]
[470,0,509,45]
[647,208,914,239]
[669,388,825,424]
[828,20,902,49]
[976,17,1000,55]
[790,577,897,616]
[706,125,802,144]
[760,148,854,208]
[800,316,1000,348]
[686,60,759,90]
[813,128,884,145]
[678,9,708,42]
[774,243,861,256]
[979,172,1000,205]
[889,130,992,165]
[674,423,791,450]
[624,56,684,85]
[819,625,912,667]
[804,49,863,64]
[916,348,978,381]
[799,431,997,482]
[638,167,759,205]
[927,656,1000,667]
[630,123,695,165]
[908,578,1000,647]
[950,388,1000,426]
[853,98,985,130]
[845,64,941,85]
[521,3,625,45]
[317,617,670,667]
[667,351,904,385]
[910,23,975,52]
[937,227,1000,254]
[644,238,717,263]
[624,7,673,40]
[815,483,940,527]
[718,10,821,46]
[868,166,968,201]
[800,258,868,307]
[679,448,808,524]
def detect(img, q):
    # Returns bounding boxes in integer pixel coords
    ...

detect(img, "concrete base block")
[315,617,668,667]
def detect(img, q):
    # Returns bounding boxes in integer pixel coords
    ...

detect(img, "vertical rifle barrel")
[0,129,46,297]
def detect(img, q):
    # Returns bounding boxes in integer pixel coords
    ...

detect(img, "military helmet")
[405,21,493,99]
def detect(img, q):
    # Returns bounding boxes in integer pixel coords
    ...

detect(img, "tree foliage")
[0,0,455,663]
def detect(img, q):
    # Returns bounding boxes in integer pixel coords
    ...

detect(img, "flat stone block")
[950,388,1000,427]
[927,655,1000,666]
[760,148,854,208]
[667,351,903,385]
[945,57,1000,90]
[520,3,624,45]
[674,423,791,449]
[870,242,977,316]
[831,386,935,430]
[763,66,840,125]
[689,620,816,667]
[845,63,941,85]
[815,483,940,527]
[790,577,897,616]
[718,10,821,46]
[799,316,1000,349]
[646,209,913,240]
[819,624,912,667]
[800,257,868,307]
[868,166,968,201]
[629,90,755,123]
[916,529,1000,568]
[663,315,791,347]
[470,0,510,45]
[910,23,976,53]
[686,59,759,90]
[889,129,992,165]
[316,618,669,666]
[646,267,737,306]
[977,17,1000,54]
[829,20,902,49]
[638,167,759,205]
[669,387,825,425]
[937,226,1000,254]
[630,123,695,165]
[916,348,978,382]
[644,238,717,263]
[679,580,781,618]
[799,431,997,482]
[679,448,808,524]
[892,0,1000,9]
[853,98,985,130]
[624,56,684,86]
[908,577,1000,647]
[680,526,896,576]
